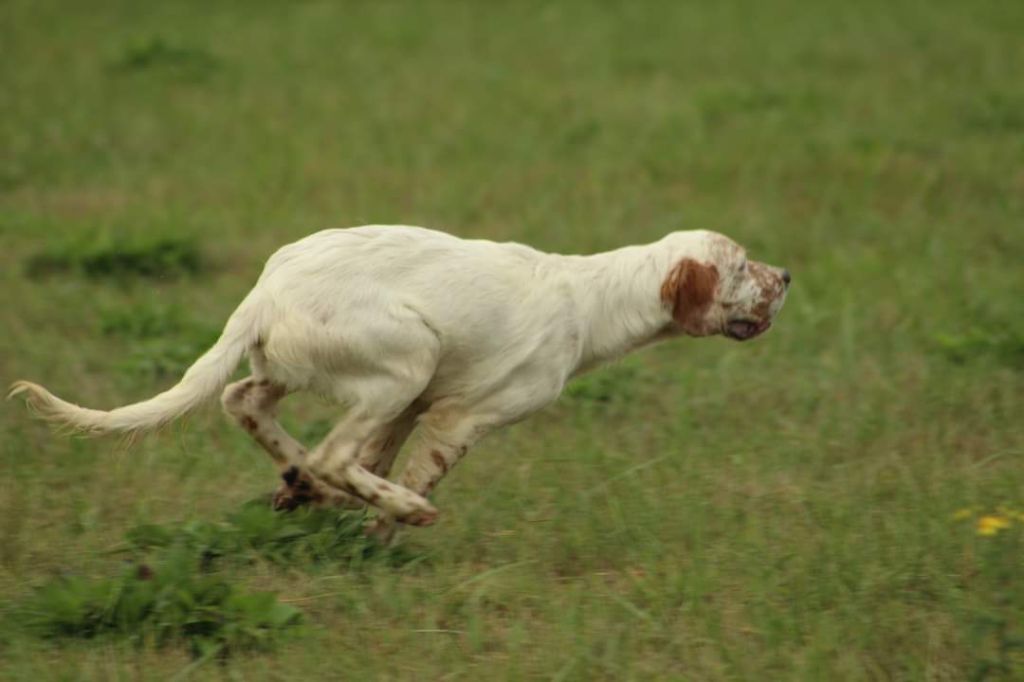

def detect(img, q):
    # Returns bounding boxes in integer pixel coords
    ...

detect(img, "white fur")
[10,225,788,531]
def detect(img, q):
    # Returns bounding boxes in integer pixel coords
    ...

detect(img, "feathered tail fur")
[8,291,264,440]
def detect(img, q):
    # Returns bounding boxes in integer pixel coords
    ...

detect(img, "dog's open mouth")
[725,319,771,341]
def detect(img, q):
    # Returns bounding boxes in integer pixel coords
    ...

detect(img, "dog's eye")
[738,260,747,272]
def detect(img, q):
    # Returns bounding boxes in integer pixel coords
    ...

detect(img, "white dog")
[11,226,789,536]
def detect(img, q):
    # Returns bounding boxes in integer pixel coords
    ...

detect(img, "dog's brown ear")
[660,258,719,334]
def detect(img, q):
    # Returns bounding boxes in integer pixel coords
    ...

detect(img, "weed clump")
[18,502,418,658]
[934,327,1024,369]
[111,37,220,80]
[26,234,205,280]
[122,500,418,568]
[22,546,300,658]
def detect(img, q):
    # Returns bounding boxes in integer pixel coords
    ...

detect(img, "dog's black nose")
[782,269,791,286]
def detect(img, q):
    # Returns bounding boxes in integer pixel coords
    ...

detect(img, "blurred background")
[2,1,1022,679]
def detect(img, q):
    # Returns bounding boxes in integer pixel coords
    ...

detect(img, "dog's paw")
[271,484,301,511]
[272,466,322,511]
[281,465,302,487]
[398,507,439,527]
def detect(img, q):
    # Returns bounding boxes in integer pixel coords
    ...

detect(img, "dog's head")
[660,231,790,341]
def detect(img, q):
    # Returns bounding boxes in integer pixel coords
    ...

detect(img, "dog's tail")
[8,290,265,440]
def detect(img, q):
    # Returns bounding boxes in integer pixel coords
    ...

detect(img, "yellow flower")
[952,507,975,521]
[976,515,1012,536]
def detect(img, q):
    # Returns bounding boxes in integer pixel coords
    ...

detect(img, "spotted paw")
[271,466,322,511]
[399,507,439,527]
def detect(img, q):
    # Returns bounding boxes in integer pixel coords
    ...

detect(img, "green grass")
[2,0,1023,679]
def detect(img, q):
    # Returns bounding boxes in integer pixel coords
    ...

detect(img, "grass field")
[2,0,1023,679]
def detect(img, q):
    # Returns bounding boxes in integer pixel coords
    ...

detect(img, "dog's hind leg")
[221,377,293,468]
[273,314,441,518]
[220,374,362,510]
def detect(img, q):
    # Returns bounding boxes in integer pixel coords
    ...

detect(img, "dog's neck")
[557,241,679,375]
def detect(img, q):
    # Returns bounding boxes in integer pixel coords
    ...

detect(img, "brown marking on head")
[430,450,448,473]
[240,415,258,432]
[660,258,720,334]
[367,492,380,504]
